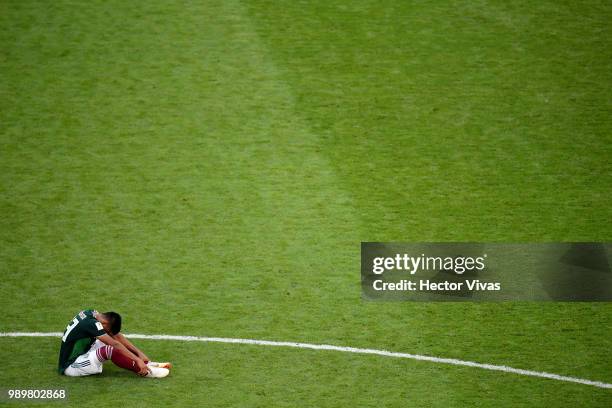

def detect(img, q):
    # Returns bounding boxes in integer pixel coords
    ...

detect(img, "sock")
[109,347,140,373]
[96,345,113,362]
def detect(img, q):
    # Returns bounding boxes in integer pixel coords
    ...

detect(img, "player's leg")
[64,340,168,378]
[96,344,169,378]
[87,338,141,373]
[63,352,103,377]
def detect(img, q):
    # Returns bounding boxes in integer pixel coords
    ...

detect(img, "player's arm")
[97,334,148,375]
[112,332,150,363]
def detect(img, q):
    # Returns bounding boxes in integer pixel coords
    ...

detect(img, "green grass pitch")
[1,0,610,406]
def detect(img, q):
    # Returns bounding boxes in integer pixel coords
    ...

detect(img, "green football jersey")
[58,309,106,373]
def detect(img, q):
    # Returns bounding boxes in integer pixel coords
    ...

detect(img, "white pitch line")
[2,332,611,389]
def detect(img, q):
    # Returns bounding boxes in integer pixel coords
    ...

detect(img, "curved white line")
[1,331,610,389]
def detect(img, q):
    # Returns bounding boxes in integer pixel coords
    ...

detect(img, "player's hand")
[140,353,150,363]
[136,359,149,377]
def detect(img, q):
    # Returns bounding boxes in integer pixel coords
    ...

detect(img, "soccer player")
[58,309,171,378]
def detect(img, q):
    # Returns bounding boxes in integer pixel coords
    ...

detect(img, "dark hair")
[103,312,122,335]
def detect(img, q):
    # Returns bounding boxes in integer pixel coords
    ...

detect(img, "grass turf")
[0,0,610,406]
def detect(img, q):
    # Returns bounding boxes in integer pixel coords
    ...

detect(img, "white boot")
[145,366,170,378]
[147,361,172,369]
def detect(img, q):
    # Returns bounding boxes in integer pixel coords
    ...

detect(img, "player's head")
[99,311,122,335]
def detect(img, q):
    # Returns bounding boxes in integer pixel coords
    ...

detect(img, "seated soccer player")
[58,309,171,378]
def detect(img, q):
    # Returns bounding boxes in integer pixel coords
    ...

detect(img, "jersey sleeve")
[83,318,106,337]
